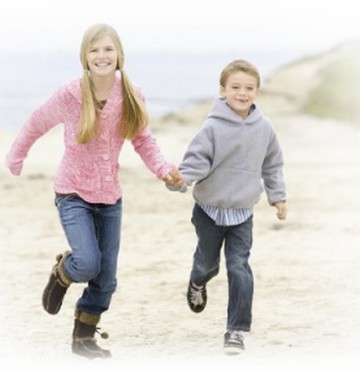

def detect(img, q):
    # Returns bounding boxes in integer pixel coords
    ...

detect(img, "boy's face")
[220,71,258,118]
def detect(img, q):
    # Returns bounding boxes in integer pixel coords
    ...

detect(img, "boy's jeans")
[190,203,253,332]
[55,194,122,315]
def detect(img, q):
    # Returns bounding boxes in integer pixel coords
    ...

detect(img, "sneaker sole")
[224,344,245,355]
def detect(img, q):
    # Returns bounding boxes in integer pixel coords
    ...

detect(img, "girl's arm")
[5,89,66,175]
[130,126,176,180]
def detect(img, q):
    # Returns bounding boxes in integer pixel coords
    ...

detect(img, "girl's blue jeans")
[55,194,122,315]
[190,203,254,332]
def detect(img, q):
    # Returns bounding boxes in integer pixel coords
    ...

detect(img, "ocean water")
[0,49,304,131]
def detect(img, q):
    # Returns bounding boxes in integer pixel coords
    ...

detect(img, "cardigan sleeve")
[131,126,174,179]
[5,87,67,175]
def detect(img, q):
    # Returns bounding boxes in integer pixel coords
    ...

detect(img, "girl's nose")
[96,49,106,58]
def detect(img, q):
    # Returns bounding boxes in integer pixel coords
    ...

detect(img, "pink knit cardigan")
[5,77,174,204]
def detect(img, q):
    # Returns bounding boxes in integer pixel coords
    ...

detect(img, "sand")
[1,47,360,371]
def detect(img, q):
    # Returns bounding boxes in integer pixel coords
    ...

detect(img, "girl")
[5,23,183,359]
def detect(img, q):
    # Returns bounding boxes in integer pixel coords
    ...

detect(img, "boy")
[169,59,287,353]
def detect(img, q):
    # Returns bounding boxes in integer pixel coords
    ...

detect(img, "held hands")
[162,167,185,187]
[274,201,287,220]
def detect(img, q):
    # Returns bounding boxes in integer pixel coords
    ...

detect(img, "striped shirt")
[199,204,253,226]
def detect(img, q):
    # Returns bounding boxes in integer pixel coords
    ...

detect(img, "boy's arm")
[165,182,188,193]
[180,126,214,183]
[262,131,286,206]
[165,125,214,193]
[165,126,214,193]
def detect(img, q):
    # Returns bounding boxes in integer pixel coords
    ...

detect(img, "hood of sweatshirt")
[207,96,263,125]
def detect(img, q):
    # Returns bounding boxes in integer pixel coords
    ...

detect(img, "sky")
[0,0,359,55]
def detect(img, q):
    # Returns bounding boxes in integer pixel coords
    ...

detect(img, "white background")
[0,0,359,54]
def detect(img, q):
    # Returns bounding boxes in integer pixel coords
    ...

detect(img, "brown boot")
[42,251,72,314]
[72,309,111,359]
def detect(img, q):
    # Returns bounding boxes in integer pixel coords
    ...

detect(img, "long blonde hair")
[77,24,148,143]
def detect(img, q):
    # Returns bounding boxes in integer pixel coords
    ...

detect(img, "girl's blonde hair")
[220,59,261,89]
[77,23,148,143]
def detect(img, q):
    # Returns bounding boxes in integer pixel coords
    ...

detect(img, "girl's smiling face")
[87,36,118,78]
[220,71,258,119]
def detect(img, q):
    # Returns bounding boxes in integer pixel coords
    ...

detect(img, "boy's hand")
[274,201,287,220]
[162,167,184,187]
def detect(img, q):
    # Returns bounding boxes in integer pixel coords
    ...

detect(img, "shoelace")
[96,327,109,339]
[190,287,204,306]
[228,331,243,344]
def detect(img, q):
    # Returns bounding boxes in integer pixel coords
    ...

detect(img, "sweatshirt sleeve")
[179,124,214,186]
[5,87,67,176]
[262,130,287,205]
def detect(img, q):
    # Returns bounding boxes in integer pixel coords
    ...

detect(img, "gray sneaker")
[224,330,245,354]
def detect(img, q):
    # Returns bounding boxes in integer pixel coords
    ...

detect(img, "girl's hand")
[274,201,287,220]
[162,167,184,187]
[5,156,23,176]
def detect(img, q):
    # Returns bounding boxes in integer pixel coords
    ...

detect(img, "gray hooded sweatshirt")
[179,97,286,209]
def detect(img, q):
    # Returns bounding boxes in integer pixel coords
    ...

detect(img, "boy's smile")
[220,71,258,119]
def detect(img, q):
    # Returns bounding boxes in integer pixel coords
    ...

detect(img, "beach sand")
[1,46,360,370]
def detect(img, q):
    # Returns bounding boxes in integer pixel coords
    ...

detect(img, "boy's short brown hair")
[220,60,261,88]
